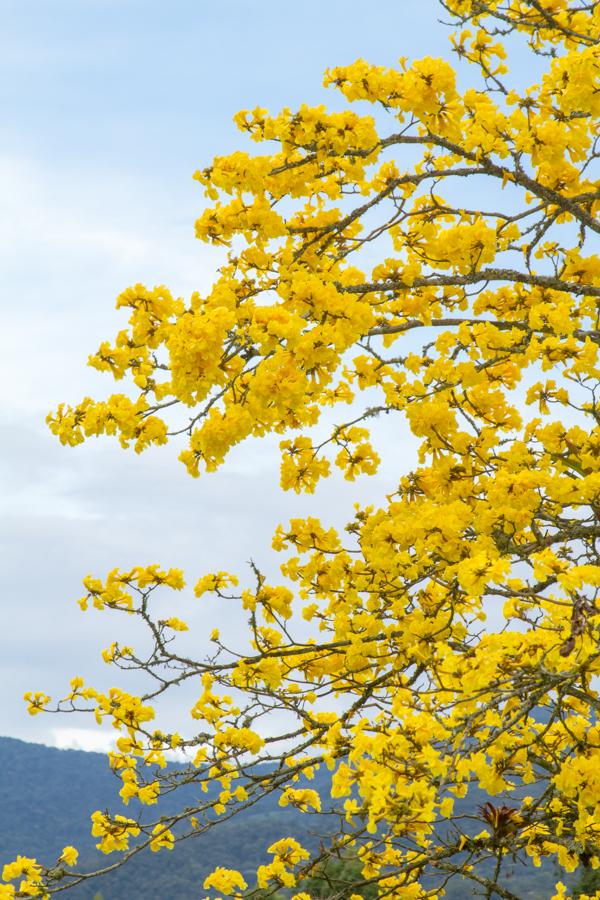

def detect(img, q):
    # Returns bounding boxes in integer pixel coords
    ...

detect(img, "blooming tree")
[4,1,600,898]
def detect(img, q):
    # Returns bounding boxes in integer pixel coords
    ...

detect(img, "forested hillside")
[0,737,575,898]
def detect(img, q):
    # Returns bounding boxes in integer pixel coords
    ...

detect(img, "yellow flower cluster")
[79,565,184,612]
[91,811,140,854]
[257,839,310,889]
[203,867,247,896]
[279,788,321,813]
[1,857,44,898]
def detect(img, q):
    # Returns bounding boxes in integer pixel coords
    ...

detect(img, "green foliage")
[572,866,600,899]
[297,855,378,899]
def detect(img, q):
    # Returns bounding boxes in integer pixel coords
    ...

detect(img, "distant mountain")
[0,736,576,899]
[0,735,321,899]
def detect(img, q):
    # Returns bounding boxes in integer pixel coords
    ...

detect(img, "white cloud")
[0,154,224,418]
[51,727,117,754]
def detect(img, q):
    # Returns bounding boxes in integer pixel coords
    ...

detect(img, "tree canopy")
[4,1,600,898]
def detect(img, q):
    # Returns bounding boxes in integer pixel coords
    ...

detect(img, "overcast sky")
[1,0,468,751]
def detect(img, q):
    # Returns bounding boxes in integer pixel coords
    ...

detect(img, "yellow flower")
[203,867,247,895]
[59,846,78,867]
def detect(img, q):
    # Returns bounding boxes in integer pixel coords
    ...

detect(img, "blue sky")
[3,0,452,172]
[0,1,470,750]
